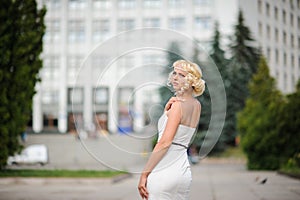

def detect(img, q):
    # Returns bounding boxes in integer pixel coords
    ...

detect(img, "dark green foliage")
[207,22,229,152]
[226,10,261,145]
[238,57,285,170]
[0,0,46,169]
[279,80,300,166]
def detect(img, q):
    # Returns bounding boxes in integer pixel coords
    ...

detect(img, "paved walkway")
[0,162,299,200]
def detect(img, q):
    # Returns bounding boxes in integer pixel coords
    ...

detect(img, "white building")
[32,0,300,134]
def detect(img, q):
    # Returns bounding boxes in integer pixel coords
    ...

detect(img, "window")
[266,25,270,39]
[290,0,294,9]
[194,0,210,6]
[118,0,136,9]
[283,10,286,23]
[92,20,110,42]
[41,56,60,82]
[275,28,279,41]
[91,55,110,81]
[266,3,270,16]
[291,54,295,67]
[283,31,287,44]
[68,0,86,10]
[194,17,211,30]
[290,14,294,26]
[258,0,262,13]
[169,17,185,30]
[283,52,287,65]
[168,0,184,7]
[267,47,271,61]
[275,49,279,63]
[43,0,61,10]
[118,19,135,31]
[298,17,300,29]
[68,88,83,105]
[67,55,83,81]
[258,22,263,37]
[42,90,59,105]
[143,0,161,8]
[274,6,278,20]
[44,20,61,42]
[68,20,85,42]
[143,18,160,27]
[291,34,294,47]
[93,0,111,9]
[94,87,109,104]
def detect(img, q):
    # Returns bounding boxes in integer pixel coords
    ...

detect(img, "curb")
[277,170,300,180]
[0,177,112,185]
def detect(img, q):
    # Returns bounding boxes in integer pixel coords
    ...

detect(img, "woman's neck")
[176,90,194,101]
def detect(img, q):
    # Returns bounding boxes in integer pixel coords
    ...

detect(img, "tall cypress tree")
[0,0,46,168]
[226,10,261,145]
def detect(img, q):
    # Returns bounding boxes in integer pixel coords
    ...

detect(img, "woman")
[138,60,205,200]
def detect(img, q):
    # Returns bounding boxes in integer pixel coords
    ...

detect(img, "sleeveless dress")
[147,112,196,200]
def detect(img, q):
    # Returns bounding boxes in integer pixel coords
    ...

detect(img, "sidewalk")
[0,162,299,200]
[190,162,300,200]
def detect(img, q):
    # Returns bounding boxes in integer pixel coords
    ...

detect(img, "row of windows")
[258,22,300,48]
[41,86,135,107]
[258,0,300,28]
[44,17,212,43]
[41,87,109,105]
[43,0,211,10]
[41,53,166,82]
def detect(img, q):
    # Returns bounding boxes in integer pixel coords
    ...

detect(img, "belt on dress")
[172,142,188,149]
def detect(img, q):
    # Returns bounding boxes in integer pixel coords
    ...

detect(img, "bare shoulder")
[166,101,182,117]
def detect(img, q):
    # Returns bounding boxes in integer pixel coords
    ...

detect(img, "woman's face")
[170,66,188,91]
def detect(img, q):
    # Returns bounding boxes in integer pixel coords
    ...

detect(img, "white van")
[7,144,49,166]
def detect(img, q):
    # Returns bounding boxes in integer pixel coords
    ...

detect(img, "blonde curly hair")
[168,60,205,96]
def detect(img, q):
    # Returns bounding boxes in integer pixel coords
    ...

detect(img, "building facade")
[32,0,299,134]
[239,0,300,93]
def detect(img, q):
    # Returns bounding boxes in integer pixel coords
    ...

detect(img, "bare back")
[179,99,201,128]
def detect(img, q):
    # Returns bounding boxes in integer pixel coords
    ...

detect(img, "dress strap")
[172,142,188,149]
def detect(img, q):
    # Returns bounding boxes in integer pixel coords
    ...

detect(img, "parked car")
[7,144,49,166]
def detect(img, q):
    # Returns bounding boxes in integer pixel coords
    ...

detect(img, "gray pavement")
[0,162,299,200]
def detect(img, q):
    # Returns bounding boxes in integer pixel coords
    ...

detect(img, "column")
[33,84,42,132]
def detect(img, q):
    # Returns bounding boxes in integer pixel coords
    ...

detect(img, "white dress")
[147,113,196,200]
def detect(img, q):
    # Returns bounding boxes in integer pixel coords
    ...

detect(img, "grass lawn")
[210,145,247,160]
[0,169,127,178]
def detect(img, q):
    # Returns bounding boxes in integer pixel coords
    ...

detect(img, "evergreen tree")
[189,42,211,151]
[0,0,46,168]
[227,10,261,145]
[238,57,284,170]
[279,80,300,164]
[208,22,230,151]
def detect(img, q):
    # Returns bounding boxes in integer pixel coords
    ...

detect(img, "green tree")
[227,10,261,145]
[0,0,46,169]
[279,80,300,165]
[208,22,230,151]
[238,57,284,170]
[189,41,211,151]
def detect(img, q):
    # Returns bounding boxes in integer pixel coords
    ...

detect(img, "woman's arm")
[138,101,182,199]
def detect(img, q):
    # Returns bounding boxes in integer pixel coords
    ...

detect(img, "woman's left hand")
[138,174,149,199]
